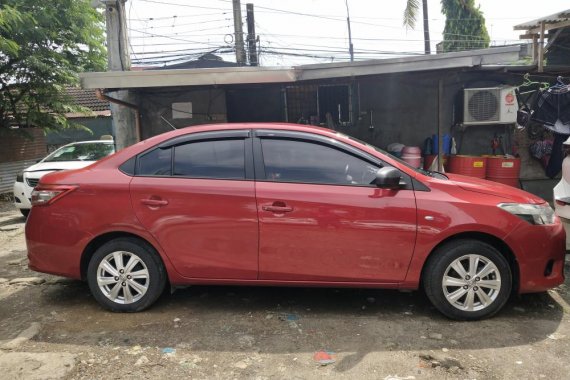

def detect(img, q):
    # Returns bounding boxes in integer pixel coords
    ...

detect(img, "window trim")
[157,129,250,149]
[253,130,412,188]
[134,130,254,180]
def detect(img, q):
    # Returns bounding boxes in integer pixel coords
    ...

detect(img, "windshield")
[43,143,115,163]
[338,133,447,178]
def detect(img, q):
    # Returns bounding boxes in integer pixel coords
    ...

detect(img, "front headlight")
[16,172,24,182]
[498,203,556,225]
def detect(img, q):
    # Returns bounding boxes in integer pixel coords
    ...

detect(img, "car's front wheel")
[87,237,167,312]
[423,239,512,320]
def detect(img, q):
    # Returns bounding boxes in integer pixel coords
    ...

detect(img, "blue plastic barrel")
[432,134,451,155]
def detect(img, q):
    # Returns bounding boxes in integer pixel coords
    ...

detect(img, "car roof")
[96,122,386,169]
[62,140,114,145]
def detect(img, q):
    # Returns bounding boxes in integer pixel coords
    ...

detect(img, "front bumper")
[13,181,32,210]
[505,218,566,293]
[559,217,570,251]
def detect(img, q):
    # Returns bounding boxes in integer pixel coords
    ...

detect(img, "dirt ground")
[0,201,569,379]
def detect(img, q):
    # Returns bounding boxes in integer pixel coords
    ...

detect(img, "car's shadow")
[2,280,563,372]
[0,213,26,227]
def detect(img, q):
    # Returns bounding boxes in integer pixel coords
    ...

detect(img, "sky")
[124,0,570,67]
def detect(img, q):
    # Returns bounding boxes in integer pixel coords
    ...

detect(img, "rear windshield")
[43,143,115,162]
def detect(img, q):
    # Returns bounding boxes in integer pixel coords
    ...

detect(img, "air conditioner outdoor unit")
[463,86,518,125]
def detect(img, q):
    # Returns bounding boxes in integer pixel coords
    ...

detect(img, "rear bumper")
[26,206,91,279]
[505,219,566,293]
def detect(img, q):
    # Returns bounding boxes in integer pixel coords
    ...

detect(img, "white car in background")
[554,138,570,250]
[13,139,115,217]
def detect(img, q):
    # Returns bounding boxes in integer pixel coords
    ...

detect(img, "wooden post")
[538,21,545,72]
[532,34,538,64]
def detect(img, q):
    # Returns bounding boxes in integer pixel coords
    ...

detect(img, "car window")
[260,138,379,185]
[173,139,245,179]
[138,147,172,176]
[43,143,114,162]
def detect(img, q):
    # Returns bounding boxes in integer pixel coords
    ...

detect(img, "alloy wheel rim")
[97,251,149,304]
[442,254,501,312]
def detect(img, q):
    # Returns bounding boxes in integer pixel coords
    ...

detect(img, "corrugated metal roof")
[514,9,570,30]
[80,46,523,90]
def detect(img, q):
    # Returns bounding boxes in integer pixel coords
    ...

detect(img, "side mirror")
[375,167,402,189]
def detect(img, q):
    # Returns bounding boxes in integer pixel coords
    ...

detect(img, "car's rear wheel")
[87,237,166,312]
[423,239,512,320]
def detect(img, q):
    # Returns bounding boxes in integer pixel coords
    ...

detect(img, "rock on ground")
[0,352,76,380]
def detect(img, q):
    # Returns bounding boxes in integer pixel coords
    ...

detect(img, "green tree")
[0,0,106,132]
[403,0,431,54]
[441,0,490,52]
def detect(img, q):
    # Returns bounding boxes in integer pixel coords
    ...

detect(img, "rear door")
[130,130,259,279]
[253,130,418,283]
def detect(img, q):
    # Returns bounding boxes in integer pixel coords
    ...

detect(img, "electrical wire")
[129,12,224,21]
[128,28,229,46]
[129,24,233,37]
[141,18,232,30]
[136,0,229,11]
[208,0,535,22]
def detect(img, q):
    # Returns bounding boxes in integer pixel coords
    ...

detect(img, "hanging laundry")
[515,87,541,129]
[515,74,550,129]
[531,77,570,134]
[546,134,567,178]
[530,138,553,170]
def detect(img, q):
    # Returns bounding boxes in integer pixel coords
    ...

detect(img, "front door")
[130,131,258,279]
[255,133,417,282]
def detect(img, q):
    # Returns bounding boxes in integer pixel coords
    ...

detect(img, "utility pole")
[422,0,431,54]
[103,0,137,149]
[345,0,354,62]
[246,3,258,66]
[232,0,246,65]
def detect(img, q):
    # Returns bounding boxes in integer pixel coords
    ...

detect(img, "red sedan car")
[26,123,565,320]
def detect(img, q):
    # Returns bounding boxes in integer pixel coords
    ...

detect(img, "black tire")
[423,239,512,320]
[20,209,30,218]
[87,237,167,312]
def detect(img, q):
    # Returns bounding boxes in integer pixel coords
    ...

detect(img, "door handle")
[141,198,169,207]
[262,203,293,213]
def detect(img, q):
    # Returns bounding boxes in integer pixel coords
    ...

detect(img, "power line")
[131,46,229,55]
[128,27,229,46]
[139,18,232,30]
[129,12,225,21]
[129,25,233,36]
[208,0,534,22]
[256,31,519,44]
[259,44,424,55]
[136,0,229,11]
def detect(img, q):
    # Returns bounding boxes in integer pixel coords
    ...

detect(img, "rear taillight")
[555,197,570,206]
[31,185,78,206]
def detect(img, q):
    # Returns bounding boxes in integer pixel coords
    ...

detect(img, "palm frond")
[403,0,420,29]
